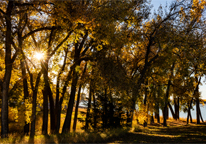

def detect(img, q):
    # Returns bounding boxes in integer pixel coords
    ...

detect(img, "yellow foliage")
[134,105,148,124]
[96,45,103,51]
[8,107,18,122]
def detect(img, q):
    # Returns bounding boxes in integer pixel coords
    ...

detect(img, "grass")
[1,120,206,143]
[1,108,206,143]
[0,128,130,143]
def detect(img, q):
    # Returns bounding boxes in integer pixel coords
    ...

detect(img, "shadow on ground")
[105,123,206,143]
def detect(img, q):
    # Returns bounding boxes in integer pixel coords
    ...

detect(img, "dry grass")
[1,107,206,143]
[0,117,206,143]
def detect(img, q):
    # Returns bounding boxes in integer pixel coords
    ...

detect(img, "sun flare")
[34,52,44,60]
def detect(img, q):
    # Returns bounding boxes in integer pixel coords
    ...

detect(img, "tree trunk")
[103,88,108,129]
[150,114,154,124]
[174,97,179,120]
[163,62,175,126]
[42,89,48,135]
[21,60,30,135]
[155,112,160,123]
[199,106,204,123]
[19,33,30,135]
[1,1,14,138]
[42,61,49,135]
[189,110,192,122]
[196,98,200,124]
[73,63,87,132]
[73,85,82,132]
[30,90,38,138]
[130,90,138,127]
[108,90,113,128]
[55,48,68,133]
[163,83,170,126]
[48,86,56,134]
[62,69,79,133]
[85,81,92,131]
[155,85,160,123]
[30,72,41,138]
[93,93,97,130]
[144,80,148,105]
[168,102,175,119]
[187,98,193,124]
[194,71,201,124]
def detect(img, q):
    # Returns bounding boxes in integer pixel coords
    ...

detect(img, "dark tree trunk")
[163,62,175,126]
[30,90,38,137]
[187,98,193,124]
[1,1,14,138]
[150,114,154,124]
[130,91,138,127]
[21,60,30,135]
[73,63,87,132]
[196,98,200,124]
[55,67,74,133]
[48,87,56,133]
[55,48,68,133]
[62,69,79,133]
[85,81,92,131]
[168,102,175,119]
[166,106,169,119]
[155,85,160,123]
[18,29,30,135]
[126,111,130,126]
[56,105,61,133]
[30,72,41,138]
[93,93,97,130]
[174,97,179,120]
[163,85,170,125]
[194,70,201,124]
[144,80,148,105]
[42,89,48,135]
[62,34,88,133]
[155,112,160,123]
[189,111,192,123]
[55,95,60,134]
[103,88,108,129]
[42,56,57,134]
[199,106,204,123]
[109,102,114,127]
[42,61,49,135]
[73,85,82,132]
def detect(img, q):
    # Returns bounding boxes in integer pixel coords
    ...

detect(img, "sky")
[150,0,206,99]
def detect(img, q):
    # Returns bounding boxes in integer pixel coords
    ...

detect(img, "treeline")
[0,0,206,138]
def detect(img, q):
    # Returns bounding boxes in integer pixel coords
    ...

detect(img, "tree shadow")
[107,123,206,143]
[28,136,34,144]
[11,134,25,143]
[44,134,56,143]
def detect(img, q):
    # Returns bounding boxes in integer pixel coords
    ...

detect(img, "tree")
[0,1,16,137]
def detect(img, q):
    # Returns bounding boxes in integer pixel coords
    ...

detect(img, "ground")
[1,118,206,143]
[106,120,206,143]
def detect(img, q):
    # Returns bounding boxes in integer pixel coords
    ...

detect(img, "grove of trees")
[0,0,206,138]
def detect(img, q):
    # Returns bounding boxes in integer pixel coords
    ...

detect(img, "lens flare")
[34,52,44,60]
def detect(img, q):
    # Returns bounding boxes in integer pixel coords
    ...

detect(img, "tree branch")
[49,30,73,57]
[0,8,6,15]
[22,26,60,40]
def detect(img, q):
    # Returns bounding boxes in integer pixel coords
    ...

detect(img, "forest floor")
[1,118,206,143]
[106,119,206,143]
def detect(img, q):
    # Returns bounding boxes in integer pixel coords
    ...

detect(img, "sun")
[34,52,44,60]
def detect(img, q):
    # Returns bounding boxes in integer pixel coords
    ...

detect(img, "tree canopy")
[0,0,206,138]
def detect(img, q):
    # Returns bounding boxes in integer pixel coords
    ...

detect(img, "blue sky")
[150,0,206,99]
